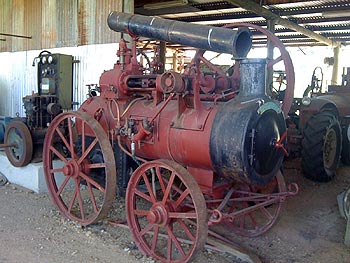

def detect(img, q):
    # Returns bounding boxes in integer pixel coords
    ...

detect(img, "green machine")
[0,50,77,167]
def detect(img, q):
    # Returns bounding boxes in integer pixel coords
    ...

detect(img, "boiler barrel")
[107,12,252,57]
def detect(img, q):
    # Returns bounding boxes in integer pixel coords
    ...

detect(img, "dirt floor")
[0,159,350,263]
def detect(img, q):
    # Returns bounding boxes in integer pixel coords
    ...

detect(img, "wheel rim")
[323,128,338,169]
[126,159,207,263]
[43,111,116,226]
[4,120,33,167]
[223,170,286,237]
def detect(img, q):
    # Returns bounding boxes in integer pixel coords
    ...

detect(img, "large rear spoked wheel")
[43,111,116,226]
[222,170,286,237]
[126,159,207,263]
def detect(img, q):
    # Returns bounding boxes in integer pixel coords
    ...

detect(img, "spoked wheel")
[222,170,286,237]
[126,159,207,263]
[224,23,295,116]
[43,111,116,226]
[4,120,33,167]
[191,23,295,116]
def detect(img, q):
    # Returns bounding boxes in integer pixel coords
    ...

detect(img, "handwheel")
[126,159,207,263]
[225,23,295,116]
[43,111,116,226]
[4,120,33,167]
[223,170,286,237]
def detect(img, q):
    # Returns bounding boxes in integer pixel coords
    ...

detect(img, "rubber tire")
[301,111,342,182]
[341,123,350,165]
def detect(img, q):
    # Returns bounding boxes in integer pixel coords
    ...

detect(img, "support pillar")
[122,0,134,43]
[331,46,340,85]
[266,19,275,97]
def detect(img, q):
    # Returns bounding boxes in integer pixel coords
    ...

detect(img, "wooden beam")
[226,0,342,47]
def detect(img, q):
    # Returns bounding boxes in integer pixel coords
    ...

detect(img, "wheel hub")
[147,203,169,226]
[63,159,80,177]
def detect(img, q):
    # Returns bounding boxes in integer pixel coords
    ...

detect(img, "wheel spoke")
[162,171,175,204]
[68,187,78,213]
[260,206,273,220]
[50,167,64,173]
[68,118,75,158]
[49,145,68,163]
[167,227,172,261]
[87,181,99,213]
[177,219,195,242]
[151,225,159,252]
[75,177,85,220]
[55,127,71,154]
[169,212,197,219]
[86,162,106,169]
[267,55,282,68]
[155,166,166,194]
[79,172,105,193]
[142,173,157,203]
[134,209,149,216]
[78,138,98,164]
[166,225,186,258]
[139,223,154,237]
[56,176,71,196]
[81,121,86,154]
[133,188,152,203]
[174,188,190,209]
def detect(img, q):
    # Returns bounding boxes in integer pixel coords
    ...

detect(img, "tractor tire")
[301,111,342,182]
[341,123,350,165]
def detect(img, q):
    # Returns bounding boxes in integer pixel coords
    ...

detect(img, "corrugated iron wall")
[0,43,120,116]
[0,0,122,52]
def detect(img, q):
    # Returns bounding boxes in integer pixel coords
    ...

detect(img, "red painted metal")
[125,159,207,262]
[43,111,116,226]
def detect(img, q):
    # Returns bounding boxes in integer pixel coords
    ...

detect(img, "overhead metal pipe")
[107,12,252,57]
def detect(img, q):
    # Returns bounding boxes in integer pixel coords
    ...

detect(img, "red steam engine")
[43,12,297,263]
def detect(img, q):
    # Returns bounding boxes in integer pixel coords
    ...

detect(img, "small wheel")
[4,120,33,167]
[126,159,207,263]
[301,111,342,182]
[43,111,116,226]
[222,170,286,237]
[0,172,8,186]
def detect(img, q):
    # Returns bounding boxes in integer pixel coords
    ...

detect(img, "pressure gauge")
[48,55,54,64]
[41,56,47,64]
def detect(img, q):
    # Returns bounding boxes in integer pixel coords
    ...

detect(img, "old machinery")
[1,51,74,167]
[288,67,350,182]
[43,12,297,263]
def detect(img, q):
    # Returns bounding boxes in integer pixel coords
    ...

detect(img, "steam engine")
[43,12,296,263]
[80,12,286,189]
